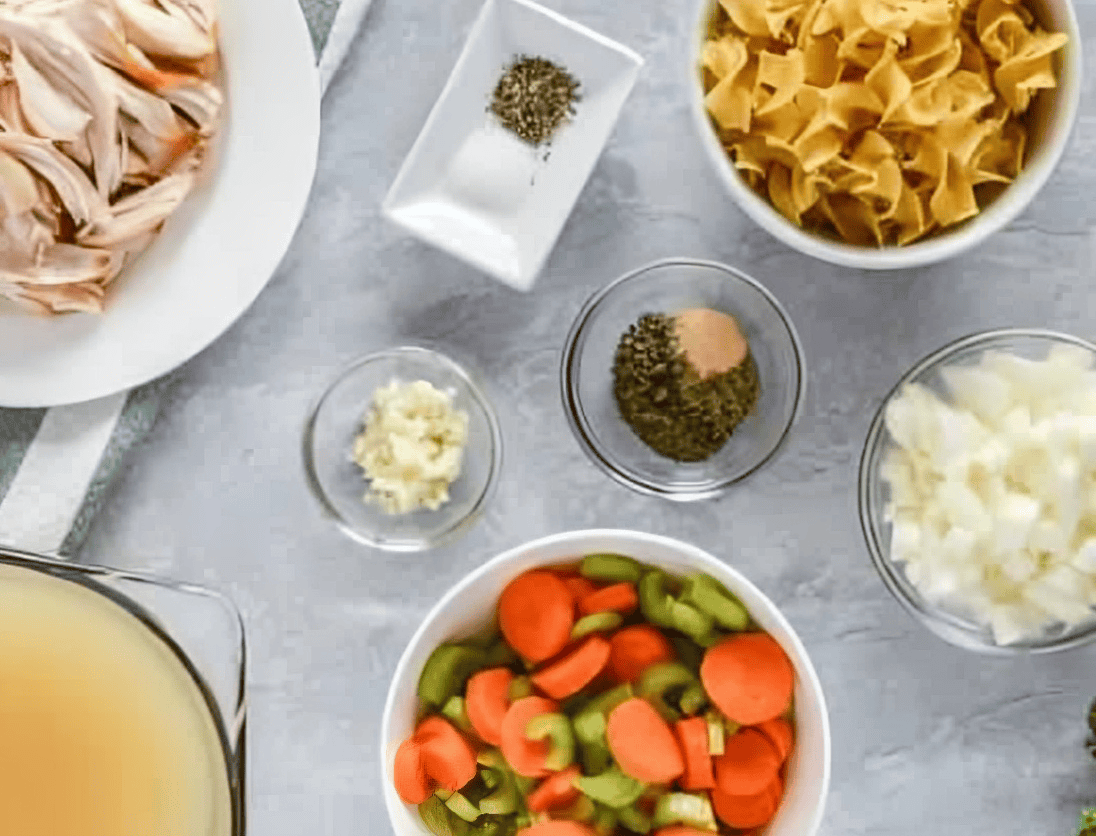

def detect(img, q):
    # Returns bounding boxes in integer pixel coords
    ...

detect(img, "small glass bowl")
[859,328,1096,654]
[561,258,806,500]
[303,346,502,552]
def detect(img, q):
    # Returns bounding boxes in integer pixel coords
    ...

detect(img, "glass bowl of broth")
[0,546,246,836]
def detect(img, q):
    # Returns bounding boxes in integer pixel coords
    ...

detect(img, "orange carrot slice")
[754,717,794,762]
[578,582,639,616]
[517,822,596,836]
[606,697,685,784]
[499,571,575,663]
[465,667,513,746]
[700,633,794,725]
[608,625,675,683]
[711,773,784,829]
[414,716,478,792]
[673,716,715,790]
[526,764,582,812]
[713,728,782,796]
[393,737,432,804]
[500,695,560,777]
[531,635,611,700]
[561,575,599,604]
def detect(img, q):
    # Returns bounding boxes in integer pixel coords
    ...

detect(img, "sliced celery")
[442,696,475,734]
[580,554,642,584]
[682,574,750,632]
[617,803,653,834]
[507,676,534,701]
[525,713,575,771]
[445,792,481,823]
[651,792,717,830]
[418,644,485,709]
[573,768,646,809]
[638,571,676,628]
[679,682,709,715]
[571,611,624,639]
[419,795,456,836]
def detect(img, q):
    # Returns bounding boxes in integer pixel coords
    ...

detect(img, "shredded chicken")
[0,0,223,314]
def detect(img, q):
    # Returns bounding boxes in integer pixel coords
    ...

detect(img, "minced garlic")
[350,379,469,514]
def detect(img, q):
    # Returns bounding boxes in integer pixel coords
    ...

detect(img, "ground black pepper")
[489,55,581,146]
[613,312,760,462]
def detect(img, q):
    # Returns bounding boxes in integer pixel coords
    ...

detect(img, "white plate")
[382,0,642,292]
[0,0,321,408]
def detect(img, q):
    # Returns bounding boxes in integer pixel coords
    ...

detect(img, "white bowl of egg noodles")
[688,0,1082,270]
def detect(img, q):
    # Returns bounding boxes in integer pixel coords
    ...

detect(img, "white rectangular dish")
[382,0,643,291]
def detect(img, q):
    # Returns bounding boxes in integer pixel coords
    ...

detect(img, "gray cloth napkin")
[0,0,370,556]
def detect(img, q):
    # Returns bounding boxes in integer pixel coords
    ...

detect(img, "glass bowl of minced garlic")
[303,346,502,551]
[561,258,806,500]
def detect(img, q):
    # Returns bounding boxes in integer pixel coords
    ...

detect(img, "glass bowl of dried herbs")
[561,258,806,499]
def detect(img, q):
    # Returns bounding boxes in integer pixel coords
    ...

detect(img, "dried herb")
[613,313,760,462]
[490,55,580,146]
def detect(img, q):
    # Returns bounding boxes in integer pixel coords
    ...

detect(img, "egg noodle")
[701,0,1068,245]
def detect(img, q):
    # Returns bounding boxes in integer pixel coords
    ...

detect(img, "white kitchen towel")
[0,0,374,557]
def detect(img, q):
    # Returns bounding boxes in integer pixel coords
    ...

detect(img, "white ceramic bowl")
[687,0,1083,270]
[381,529,831,836]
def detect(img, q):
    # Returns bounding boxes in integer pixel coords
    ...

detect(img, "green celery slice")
[580,554,642,584]
[682,574,749,631]
[446,792,481,823]
[668,599,716,645]
[651,792,717,830]
[705,710,725,756]
[418,645,486,709]
[573,768,646,809]
[617,803,653,834]
[638,571,676,628]
[571,611,624,639]
[419,796,456,836]
[679,682,709,715]
[525,713,575,771]
[441,695,475,734]
[507,676,534,702]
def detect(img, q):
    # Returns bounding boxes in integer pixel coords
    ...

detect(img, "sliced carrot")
[653,828,720,836]
[561,575,599,604]
[465,667,513,746]
[711,773,784,829]
[516,822,596,836]
[526,764,582,812]
[499,571,575,663]
[500,695,560,777]
[673,716,715,790]
[414,716,478,792]
[606,697,685,784]
[578,582,639,616]
[393,737,432,804]
[700,633,794,725]
[713,728,782,796]
[754,717,794,762]
[531,635,611,700]
[608,625,675,683]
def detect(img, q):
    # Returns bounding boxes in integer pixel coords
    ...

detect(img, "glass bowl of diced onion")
[859,328,1096,654]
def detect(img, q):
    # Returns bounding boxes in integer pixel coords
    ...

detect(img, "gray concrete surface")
[79,0,1096,832]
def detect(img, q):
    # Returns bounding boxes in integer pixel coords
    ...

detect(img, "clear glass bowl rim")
[0,545,248,834]
[560,256,807,500]
[857,326,1096,655]
[301,345,504,552]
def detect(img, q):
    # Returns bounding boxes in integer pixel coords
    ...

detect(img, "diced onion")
[881,345,1096,645]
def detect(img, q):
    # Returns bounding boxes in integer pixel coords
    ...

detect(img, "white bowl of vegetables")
[380,529,830,836]
[860,328,1096,653]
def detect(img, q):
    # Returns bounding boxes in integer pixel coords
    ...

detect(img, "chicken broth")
[0,562,233,836]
